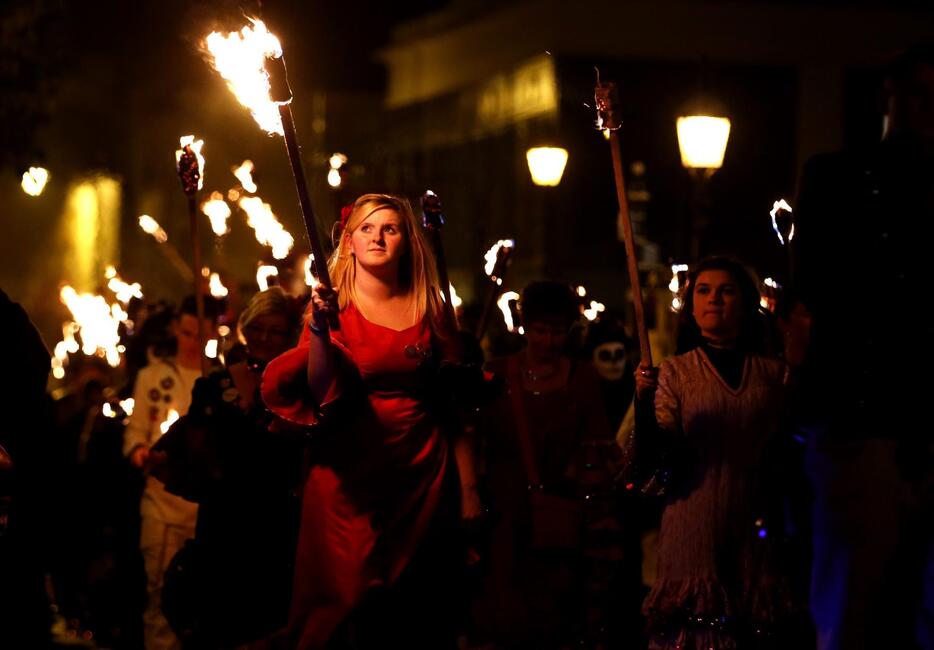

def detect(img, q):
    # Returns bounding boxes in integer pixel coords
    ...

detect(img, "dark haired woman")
[633,257,803,649]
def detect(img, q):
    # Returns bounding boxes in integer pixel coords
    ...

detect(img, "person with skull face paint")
[585,317,636,432]
[585,316,661,644]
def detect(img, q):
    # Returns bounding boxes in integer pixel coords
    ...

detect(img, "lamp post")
[676,98,730,260]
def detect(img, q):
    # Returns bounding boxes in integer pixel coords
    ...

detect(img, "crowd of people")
[1,43,933,650]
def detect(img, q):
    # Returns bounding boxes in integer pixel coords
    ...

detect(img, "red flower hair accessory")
[339,202,355,230]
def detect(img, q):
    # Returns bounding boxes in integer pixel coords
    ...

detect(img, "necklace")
[523,358,562,396]
[525,364,558,382]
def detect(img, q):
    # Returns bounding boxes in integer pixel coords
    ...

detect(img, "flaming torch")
[475,239,515,339]
[595,74,652,366]
[769,198,796,314]
[205,19,336,329]
[176,134,209,376]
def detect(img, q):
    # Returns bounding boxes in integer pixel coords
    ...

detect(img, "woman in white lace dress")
[633,257,805,649]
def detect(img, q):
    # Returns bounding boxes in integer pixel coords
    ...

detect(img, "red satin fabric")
[261,304,450,649]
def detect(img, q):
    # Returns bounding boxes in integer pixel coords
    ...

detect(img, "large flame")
[202,191,232,235]
[205,19,286,136]
[59,286,124,368]
[139,215,168,243]
[239,196,294,259]
[175,135,205,191]
[257,264,279,291]
[497,291,520,332]
[233,160,258,193]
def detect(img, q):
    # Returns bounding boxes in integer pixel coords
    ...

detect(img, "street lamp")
[676,96,730,259]
[677,115,730,172]
[526,147,568,187]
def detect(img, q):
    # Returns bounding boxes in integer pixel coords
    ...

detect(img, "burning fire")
[175,136,205,191]
[669,263,689,312]
[139,215,168,243]
[21,166,50,196]
[204,19,286,136]
[232,160,258,193]
[50,267,143,378]
[760,277,782,311]
[483,239,515,285]
[202,191,231,235]
[257,264,279,291]
[160,409,180,435]
[105,266,143,304]
[208,272,228,298]
[497,291,520,332]
[58,286,124,368]
[120,398,135,416]
[770,198,794,245]
[583,300,605,321]
[239,196,294,259]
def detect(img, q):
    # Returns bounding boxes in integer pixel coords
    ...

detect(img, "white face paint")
[593,341,627,381]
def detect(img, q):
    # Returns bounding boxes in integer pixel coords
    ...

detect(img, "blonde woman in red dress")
[262,194,480,649]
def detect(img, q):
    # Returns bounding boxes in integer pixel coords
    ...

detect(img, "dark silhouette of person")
[793,42,934,650]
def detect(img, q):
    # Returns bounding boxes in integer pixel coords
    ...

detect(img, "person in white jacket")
[124,296,218,650]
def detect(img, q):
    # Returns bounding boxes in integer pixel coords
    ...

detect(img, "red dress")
[261,304,455,649]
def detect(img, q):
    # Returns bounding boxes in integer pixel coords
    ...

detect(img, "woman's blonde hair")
[329,193,448,338]
[237,286,298,344]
